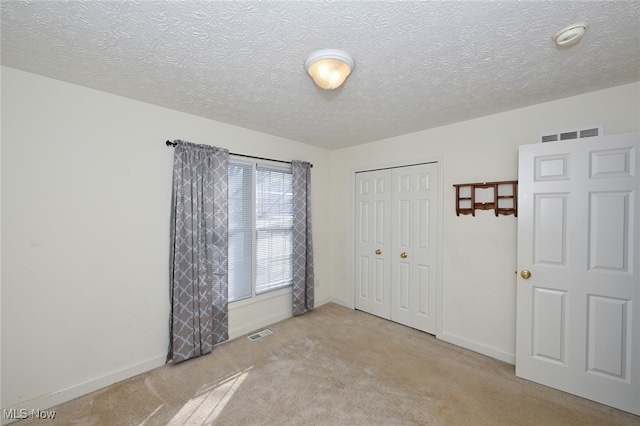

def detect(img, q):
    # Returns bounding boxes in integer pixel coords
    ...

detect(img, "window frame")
[227,157,294,304]
[227,159,254,302]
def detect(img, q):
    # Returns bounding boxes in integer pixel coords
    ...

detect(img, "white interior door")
[516,133,640,415]
[355,170,391,319]
[391,163,439,334]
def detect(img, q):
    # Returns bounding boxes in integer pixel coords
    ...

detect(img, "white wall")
[2,65,639,414]
[329,82,640,363]
[0,67,332,412]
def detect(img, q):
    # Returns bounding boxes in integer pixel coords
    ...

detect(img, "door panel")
[517,133,639,415]
[391,163,438,334]
[357,256,369,300]
[588,191,629,271]
[418,200,430,249]
[533,194,568,265]
[393,173,412,326]
[413,170,436,332]
[398,262,411,310]
[417,265,430,316]
[374,257,385,305]
[355,170,391,319]
[532,287,566,364]
[587,295,629,379]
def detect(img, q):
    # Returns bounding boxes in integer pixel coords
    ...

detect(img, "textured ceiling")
[2,1,639,150]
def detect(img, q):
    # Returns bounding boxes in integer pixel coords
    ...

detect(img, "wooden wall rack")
[453,180,518,217]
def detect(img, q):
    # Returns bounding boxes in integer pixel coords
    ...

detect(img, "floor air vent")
[540,125,603,143]
[248,329,273,341]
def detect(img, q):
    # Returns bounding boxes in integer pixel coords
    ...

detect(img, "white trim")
[313,297,332,308]
[229,286,292,309]
[348,169,357,309]
[352,157,440,174]
[255,162,292,173]
[328,297,352,309]
[435,156,444,339]
[440,332,515,365]
[1,355,166,425]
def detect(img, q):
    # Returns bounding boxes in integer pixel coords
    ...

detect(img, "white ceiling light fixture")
[553,22,588,47]
[305,49,355,90]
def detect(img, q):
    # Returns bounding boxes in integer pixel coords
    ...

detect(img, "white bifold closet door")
[355,162,438,334]
[355,169,392,320]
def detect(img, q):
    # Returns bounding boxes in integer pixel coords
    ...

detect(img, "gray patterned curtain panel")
[168,141,229,363]
[291,160,314,315]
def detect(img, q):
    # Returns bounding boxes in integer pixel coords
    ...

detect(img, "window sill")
[229,286,292,311]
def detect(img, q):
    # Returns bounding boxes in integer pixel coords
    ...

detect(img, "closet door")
[354,170,392,319]
[391,163,438,334]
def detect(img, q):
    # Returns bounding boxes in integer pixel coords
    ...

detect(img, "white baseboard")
[325,301,514,365]
[327,297,352,309]
[3,307,306,425]
[4,305,514,426]
[1,355,166,425]
[313,297,331,308]
[439,332,515,365]
[319,299,514,365]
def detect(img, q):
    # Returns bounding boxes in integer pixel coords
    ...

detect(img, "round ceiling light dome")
[305,49,355,90]
[553,22,588,47]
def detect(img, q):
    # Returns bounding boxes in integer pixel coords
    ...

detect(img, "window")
[255,164,293,294]
[227,160,293,302]
[228,161,253,301]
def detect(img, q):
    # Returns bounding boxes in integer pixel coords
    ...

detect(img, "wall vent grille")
[560,131,578,140]
[248,329,273,341]
[540,125,603,143]
[580,128,600,138]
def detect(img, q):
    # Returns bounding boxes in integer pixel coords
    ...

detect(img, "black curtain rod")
[165,140,312,167]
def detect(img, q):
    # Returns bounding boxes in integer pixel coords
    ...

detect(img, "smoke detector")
[553,22,588,47]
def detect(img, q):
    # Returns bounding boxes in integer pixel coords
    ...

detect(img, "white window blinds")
[255,164,293,294]
[228,161,253,302]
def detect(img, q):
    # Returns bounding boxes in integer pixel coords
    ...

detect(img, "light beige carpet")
[18,303,639,425]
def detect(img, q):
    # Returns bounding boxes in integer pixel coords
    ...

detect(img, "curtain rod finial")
[166,140,176,147]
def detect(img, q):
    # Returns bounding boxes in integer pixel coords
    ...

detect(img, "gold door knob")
[520,270,531,279]
[375,249,382,255]
[400,252,408,259]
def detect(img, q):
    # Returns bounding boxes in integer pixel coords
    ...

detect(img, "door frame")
[350,156,444,337]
